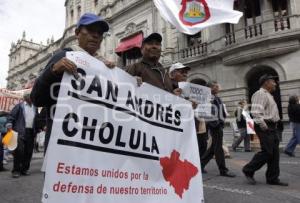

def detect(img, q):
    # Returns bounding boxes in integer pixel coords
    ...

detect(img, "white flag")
[153,0,243,35]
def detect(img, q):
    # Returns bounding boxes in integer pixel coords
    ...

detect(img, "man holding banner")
[126,33,174,93]
[31,13,113,152]
[169,62,208,160]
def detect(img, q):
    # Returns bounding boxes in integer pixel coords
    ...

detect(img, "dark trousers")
[13,128,34,173]
[197,132,208,159]
[201,127,228,174]
[243,124,280,182]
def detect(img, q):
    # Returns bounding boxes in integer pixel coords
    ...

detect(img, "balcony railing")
[225,32,236,46]
[179,15,300,59]
[244,23,263,39]
[274,15,291,31]
[181,42,207,59]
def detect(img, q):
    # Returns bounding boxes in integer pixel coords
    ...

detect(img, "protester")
[34,107,47,152]
[222,103,232,158]
[232,99,251,152]
[7,93,38,178]
[30,13,113,153]
[126,33,173,93]
[0,111,9,172]
[284,95,300,157]
[169,62,207,160]
[242,74,288,186]
[200,81,235,177]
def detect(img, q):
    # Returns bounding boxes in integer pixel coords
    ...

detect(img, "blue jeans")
[285,122,300,154]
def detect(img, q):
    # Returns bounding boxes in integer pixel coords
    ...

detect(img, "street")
[0,151,299,203]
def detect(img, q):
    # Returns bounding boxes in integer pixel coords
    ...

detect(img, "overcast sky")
[0,0,66,88]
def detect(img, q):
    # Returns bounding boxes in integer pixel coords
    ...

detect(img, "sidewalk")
[3,151,44,167]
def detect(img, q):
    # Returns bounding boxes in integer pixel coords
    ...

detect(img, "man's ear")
[75,28,80,37]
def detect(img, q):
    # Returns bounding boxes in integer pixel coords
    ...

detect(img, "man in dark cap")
[126,33,173,93]
[242,74,288,186]
[30,13,113,152]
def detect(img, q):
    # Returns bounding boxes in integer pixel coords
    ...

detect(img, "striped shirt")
[251,88,280,127]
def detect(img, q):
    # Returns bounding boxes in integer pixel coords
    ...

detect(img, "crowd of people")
[1,13,299,191]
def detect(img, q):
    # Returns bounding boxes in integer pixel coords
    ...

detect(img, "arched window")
[190,78,207,86]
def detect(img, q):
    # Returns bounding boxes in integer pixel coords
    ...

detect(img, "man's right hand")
[52,57,77,75]
[173,88,182,96]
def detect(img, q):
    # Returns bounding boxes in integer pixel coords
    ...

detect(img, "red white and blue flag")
[153,0,243,35]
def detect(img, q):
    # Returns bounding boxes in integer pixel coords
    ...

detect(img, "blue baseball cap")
[77,13,109,32]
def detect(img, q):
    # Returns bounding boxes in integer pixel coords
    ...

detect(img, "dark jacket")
[207,95,226,129]
[235,107,247,129]
[126,58,174,93]
[0,116,8,135]
[30,48,72,108]
[288,103,300,123]
[7,102,38,139]
[30,48,72,150]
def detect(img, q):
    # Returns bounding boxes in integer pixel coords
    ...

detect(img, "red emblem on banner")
[179,0,211,26]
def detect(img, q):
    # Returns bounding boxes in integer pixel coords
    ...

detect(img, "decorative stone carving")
[125,23,137,35]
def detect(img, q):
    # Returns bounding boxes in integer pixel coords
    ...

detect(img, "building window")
[77,6,81,19]
[187,32,202,47]
[243,0,262,38]
[244,0,261,18]
[272,0,288,16]
[121,48,142,67]
[272,0,289,31]
[225,23,235,45]
[70,9,74,21]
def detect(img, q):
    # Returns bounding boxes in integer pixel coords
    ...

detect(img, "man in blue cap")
[30,13,113,152]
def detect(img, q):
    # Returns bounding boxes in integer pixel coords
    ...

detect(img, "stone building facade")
[6,0,300,125]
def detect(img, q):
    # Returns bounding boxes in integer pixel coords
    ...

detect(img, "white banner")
[178,82,211,117]
[42,52,204,203]
[242,110,255,135]
[153,0,243,35]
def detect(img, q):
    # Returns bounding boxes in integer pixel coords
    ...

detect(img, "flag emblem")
[179,0,211,26]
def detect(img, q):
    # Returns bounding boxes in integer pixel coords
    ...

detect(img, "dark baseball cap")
[259,74,278,86]
[142,33,162,45]
[77,13,109,32]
